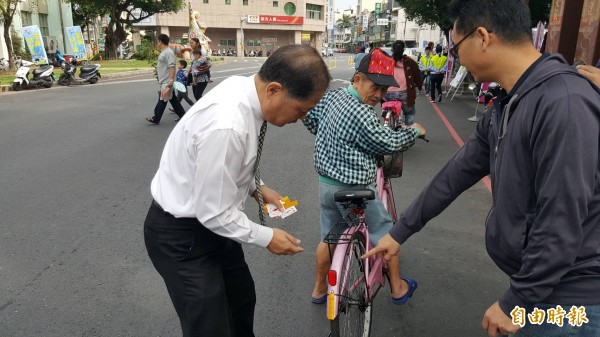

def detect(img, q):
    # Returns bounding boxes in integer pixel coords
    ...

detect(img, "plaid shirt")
[304,86,419,185]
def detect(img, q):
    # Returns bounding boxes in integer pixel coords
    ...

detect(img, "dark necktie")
[253,121,267,226]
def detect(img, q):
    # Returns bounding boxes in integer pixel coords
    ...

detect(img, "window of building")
[247,40,262,47]
[284,2,296,15]
[203,0,209,3]
[225,0,231,4]
[219,39,236,46]
[306,4,323,20]
[273,1,278,7]
[38,14,49,36]
[243,0,248,5]
[20,11,32,27]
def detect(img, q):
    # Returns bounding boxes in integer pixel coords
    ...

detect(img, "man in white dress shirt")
[144,45,331,337]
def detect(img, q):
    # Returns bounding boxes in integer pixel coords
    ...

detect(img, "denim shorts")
[510,303,600,337]
[319,180,393,246]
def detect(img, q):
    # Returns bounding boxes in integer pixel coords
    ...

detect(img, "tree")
[71,1,107,43]
[398,0,552,45]
[0,0,37,69]
[336,14,354,50]
[69,0,185,59]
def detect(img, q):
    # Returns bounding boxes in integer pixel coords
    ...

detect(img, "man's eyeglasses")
[450,28,492,58]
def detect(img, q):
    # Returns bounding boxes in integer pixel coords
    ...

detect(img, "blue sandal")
[392,278,418,305]
[311,294,327,304]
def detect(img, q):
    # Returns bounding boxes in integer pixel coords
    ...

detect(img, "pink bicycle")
[324,101,406,337]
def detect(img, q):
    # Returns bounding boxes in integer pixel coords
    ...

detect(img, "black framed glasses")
[450,28,492,58]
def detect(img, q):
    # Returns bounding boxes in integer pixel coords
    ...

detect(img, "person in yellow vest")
[428,45,448,103]
[418,46,433,95]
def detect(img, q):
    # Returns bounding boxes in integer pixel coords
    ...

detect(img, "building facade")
[139,0,327,56]
[0,0,74,60]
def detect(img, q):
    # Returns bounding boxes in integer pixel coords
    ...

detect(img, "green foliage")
[70,1,107,28]
[10,28,26,59]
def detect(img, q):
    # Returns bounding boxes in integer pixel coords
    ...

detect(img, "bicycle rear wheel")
[330,232,372,337]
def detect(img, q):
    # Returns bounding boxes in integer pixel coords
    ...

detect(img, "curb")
[0,60,227,94]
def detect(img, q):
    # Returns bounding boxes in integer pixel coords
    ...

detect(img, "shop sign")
[248,15,304,25]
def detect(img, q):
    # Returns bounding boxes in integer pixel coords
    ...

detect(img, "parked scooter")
[58,60,101,86]
[12,59,55,91]
[467,82,502,121]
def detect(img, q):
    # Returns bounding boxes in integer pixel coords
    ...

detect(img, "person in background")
[418,46,433,95]
[365,1,600,336]
[385,40,422,125]
[428,45,447,103]
[354,46,367,70]
[146,34,186,125]
[191,49,212,101]
[174,60,195,107]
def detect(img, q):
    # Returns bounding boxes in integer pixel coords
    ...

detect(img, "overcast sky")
[335,0,357,11]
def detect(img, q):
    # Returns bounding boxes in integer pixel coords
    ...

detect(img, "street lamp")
[240,16,247,58]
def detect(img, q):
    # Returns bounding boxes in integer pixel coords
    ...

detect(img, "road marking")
[430,102,492,193]
[65,71,260,88]
[332,79,350,84]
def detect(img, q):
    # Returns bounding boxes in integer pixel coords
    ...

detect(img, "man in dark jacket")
[365,1,600,336]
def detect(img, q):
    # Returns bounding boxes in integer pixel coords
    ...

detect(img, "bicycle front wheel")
[330,232,372,337]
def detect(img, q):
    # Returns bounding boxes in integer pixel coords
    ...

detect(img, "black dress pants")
[144,201,256,337]
[154,89,185,123]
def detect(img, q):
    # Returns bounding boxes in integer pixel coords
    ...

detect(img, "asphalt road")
[0,55,504,337]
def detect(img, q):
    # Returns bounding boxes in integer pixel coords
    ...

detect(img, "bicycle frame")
[326,209,386,321]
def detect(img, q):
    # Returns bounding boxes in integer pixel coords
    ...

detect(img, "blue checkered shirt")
[304,87,419,185]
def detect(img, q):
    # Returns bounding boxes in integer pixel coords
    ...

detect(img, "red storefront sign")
[248,15,304,25]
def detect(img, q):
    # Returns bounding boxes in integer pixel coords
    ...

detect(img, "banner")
[445,29,455,84]
[65,26,88,60]
[533,21,545,51]
[247,15,304,25]
[22,25,48,64]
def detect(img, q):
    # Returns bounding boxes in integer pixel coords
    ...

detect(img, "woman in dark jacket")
[384,40,423,125]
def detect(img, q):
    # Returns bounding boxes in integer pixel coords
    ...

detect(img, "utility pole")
[240,16,247,57]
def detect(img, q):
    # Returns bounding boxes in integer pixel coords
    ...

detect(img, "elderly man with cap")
[303,48,426,305]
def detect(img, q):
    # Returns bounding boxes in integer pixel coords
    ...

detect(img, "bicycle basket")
[383,151,403,178]
[323,217,361,244]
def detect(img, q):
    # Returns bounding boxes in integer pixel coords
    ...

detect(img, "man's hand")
[577,65,600,88]
[253,185,284,212]
[267,228,304,255]
[361,233,401,262]
[411,122,426,138]
[482,302,520,337]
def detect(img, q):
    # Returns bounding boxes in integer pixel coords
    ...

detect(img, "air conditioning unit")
[43,36,58,53]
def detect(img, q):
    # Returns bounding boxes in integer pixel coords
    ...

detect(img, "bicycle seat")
[334,189,375,203]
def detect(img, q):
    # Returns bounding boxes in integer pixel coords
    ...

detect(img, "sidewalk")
[0,58,226,93]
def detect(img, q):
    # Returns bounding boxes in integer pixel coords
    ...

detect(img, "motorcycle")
[12,59,55,91]
[468,82,502,121]
[58,60,101,86]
